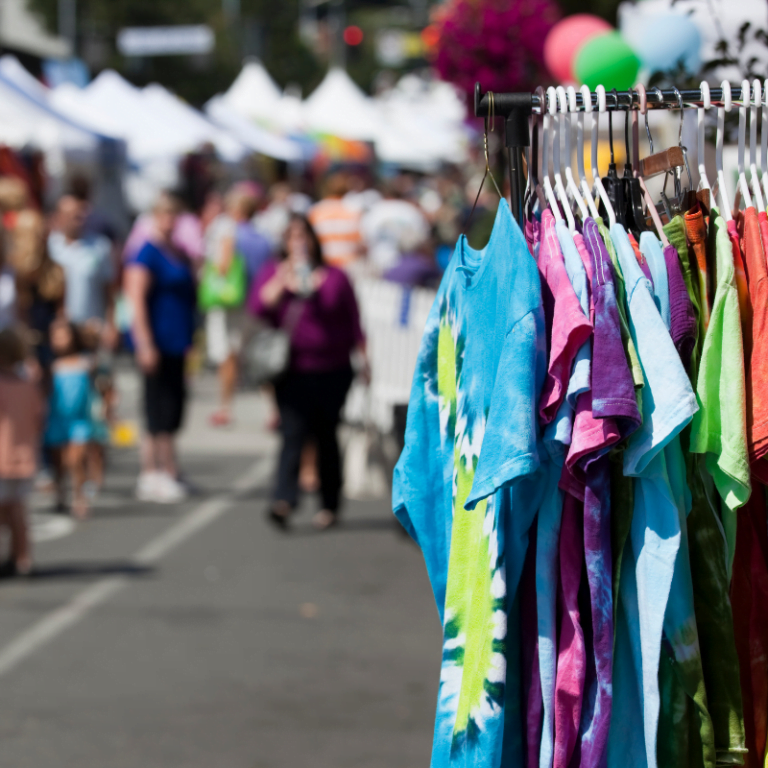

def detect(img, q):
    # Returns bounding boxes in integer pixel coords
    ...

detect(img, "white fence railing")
[345,277,436,432]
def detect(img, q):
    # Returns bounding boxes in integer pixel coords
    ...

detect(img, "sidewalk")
[0,365,440,768]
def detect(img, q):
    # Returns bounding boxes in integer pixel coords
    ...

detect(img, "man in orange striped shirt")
[308,174,364,269]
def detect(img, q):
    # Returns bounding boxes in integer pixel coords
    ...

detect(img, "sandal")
[312,510,338,531]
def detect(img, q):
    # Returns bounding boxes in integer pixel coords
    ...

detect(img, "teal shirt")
[393,200,546,768]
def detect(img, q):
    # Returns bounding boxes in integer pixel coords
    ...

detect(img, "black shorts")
[144,354,186,435]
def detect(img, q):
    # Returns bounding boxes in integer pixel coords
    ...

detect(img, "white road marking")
[0,459,272,679]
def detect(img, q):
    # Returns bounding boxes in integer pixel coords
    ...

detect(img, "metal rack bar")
[475,85,748,117]
[473,83,750,226]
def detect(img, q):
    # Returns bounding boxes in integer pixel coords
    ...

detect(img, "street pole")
[58,0,76,57]
[330,0,345,69]
[223,0,241,23]
[223,0,241,61]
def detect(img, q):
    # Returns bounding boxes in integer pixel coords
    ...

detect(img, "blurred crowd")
[0,156,497,575]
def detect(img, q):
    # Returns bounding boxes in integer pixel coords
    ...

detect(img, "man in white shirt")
[361,183,430,273]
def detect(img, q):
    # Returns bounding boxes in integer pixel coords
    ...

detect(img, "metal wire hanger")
[464,91,503,234]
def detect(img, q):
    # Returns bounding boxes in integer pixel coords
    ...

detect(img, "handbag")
[241,300,305,387]
[198,254,247,311]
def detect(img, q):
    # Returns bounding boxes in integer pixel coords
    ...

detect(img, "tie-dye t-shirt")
[393,200,546,768]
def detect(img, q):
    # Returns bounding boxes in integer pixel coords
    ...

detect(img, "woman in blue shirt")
[125,191,196,504]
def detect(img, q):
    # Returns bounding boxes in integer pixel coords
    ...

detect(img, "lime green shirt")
[689,208,751,571]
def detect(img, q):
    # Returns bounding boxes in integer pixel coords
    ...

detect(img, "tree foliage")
[27,0,320,105]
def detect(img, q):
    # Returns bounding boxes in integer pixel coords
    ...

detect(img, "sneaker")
[153,473,188,504]
[136,472,161,502]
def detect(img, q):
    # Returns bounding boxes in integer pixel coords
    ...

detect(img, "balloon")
[574,31,641,90]
[624,12,701,73]
[544,14,613,83]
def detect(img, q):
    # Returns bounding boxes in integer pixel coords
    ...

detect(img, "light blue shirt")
[393,200,547,768]
[607,224,698,768]
[49,231,114,323]
[639,232,670,329]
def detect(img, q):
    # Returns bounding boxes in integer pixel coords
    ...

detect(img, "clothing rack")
[474,82,750,226]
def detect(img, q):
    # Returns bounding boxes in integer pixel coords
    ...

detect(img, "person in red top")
[0,327,43,575]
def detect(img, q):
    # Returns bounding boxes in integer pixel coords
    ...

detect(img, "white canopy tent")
[0,57,129,225]
[217,63,470,168]
[375,75,469,169]
[303,67,381,142]
[0,74,105,156]
[205,95,305,162]
[54,69,303,164]
[70,70,197,163]
[219,59,284,126]
[141,84,247,163]
[51,71,187,212]
[49,82,125,140]
[0,54,51,105]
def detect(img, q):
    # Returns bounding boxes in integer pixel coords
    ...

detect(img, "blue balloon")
[631,13,702,73]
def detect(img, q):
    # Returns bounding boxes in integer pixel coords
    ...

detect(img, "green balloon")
[574,31,640,90]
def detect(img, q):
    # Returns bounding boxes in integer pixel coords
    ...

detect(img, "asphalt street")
[0,369,440,768]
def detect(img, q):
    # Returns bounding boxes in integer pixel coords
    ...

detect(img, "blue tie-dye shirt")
[393,200,547,768]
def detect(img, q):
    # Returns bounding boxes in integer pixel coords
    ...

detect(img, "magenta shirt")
[249,262,364,372]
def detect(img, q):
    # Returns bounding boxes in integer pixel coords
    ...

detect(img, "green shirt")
[689,208,751,569]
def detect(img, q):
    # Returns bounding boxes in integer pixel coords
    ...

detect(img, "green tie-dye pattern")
[435,300,506,752]
[437,318,457,433]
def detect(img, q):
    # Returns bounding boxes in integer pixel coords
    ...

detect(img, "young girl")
[0,327,43,575]
[80,319,115,496]
[45,319,94,519]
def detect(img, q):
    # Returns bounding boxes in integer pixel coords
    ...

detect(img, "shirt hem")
[465,451,539,511]
[625,392,698,476]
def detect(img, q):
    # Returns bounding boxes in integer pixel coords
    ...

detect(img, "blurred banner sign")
[375,30,425,67]
[117,25,215,57]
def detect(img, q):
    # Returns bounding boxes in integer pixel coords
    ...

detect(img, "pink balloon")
[544,14,613,83]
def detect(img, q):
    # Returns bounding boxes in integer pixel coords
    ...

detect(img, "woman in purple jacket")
[249,214,368,531]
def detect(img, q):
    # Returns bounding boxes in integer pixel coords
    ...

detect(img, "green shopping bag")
[198,254,247,311]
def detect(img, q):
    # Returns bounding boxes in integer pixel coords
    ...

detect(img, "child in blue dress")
[45,319,94,519]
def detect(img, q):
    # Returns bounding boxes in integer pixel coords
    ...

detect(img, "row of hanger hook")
[473,78,768,235]
[521,78,768,229]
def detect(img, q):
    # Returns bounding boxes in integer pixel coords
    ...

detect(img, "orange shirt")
[739,208,768,473]
[308,198,362,269]
[0,373,42,479]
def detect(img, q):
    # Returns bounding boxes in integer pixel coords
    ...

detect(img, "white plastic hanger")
[762,79,768,207]
[564,86,590,221]
[592,85,616,227]
[697,81,711,192]
[737,79,754,209]
[543,87,564,223]
[635,84,670,246]
[575,85,600,220]
[716,80,733,221]
[749,78,765,210]
[554,86,577,233]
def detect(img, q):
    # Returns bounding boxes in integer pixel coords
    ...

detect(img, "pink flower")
[433,0,561,112]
